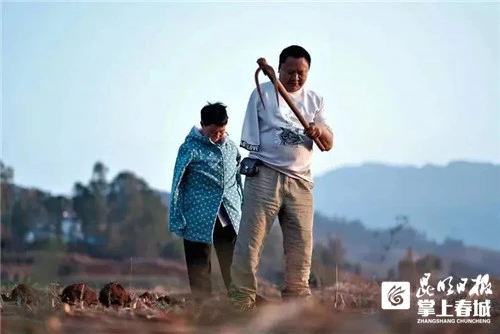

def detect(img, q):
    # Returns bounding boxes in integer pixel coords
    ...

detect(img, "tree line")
[1,160,355,284]
[7,159,448,287]
[1,160,182,260]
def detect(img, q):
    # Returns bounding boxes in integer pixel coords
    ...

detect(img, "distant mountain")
[312,161,500,250]
[311,212,500,278]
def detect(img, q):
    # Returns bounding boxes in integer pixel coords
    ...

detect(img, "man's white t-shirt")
[240,81,331,184]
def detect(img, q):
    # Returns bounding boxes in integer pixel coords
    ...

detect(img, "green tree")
[72,162,110,240]
[1,161,15,242]
[89,161,109,237]
[11,189,49,246]
[44,195,71,243]
[0,160,14,184]
[107,171,167,258]
[72,182,96,238]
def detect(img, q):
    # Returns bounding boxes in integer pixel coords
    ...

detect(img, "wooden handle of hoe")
[256,58,327,152]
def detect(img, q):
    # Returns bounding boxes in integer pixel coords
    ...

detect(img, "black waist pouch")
[239,157,263,177]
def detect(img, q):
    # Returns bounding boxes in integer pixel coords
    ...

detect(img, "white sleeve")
[314,96,333,132]
[240,88,261,152]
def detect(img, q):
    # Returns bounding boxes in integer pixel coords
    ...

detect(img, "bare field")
[1,274,499,334]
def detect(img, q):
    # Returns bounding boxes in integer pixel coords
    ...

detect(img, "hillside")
[312,161,500,250]
[311,212,500,278]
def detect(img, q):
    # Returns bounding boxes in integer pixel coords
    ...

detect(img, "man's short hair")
[200,102,228,126]
[279,45,311,70]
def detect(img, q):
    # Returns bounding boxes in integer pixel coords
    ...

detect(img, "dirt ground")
[1,277,499,334]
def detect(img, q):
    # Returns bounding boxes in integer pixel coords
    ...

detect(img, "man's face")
[201,123,226,143]
[278,56,310,93]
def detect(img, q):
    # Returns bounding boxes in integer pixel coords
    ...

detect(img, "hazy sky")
[2,1,499,195]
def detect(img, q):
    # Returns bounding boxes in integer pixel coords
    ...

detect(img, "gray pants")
[229,164,314,305]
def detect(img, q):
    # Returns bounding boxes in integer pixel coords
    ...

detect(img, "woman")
[169,101,243,299]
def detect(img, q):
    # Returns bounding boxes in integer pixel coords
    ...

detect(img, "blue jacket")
[168,126,243,244]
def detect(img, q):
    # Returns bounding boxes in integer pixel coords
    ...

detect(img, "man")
[229,45,334,310]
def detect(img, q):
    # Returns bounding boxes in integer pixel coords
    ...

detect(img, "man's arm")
[304,96,334,151]
[305,123,334,151]
[240,88,261,152]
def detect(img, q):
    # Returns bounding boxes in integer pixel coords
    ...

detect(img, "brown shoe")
[256,294,281,306]
[228,289,256,313]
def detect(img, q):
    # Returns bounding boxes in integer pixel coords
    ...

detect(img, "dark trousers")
[183,219,237,298]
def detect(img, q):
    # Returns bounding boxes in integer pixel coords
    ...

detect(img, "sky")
[2,0,499,195]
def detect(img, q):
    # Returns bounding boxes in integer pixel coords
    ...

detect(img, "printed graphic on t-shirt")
[274,106,307,147]
[278,127,304,146]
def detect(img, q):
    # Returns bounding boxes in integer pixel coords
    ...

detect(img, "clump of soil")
[61,283,98,306]
[84,290,98,306]
[99,282,131,307]
[10,283,37,305]
[157,295,178,306]
[137,291,184,307]
[139,291,158,303]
